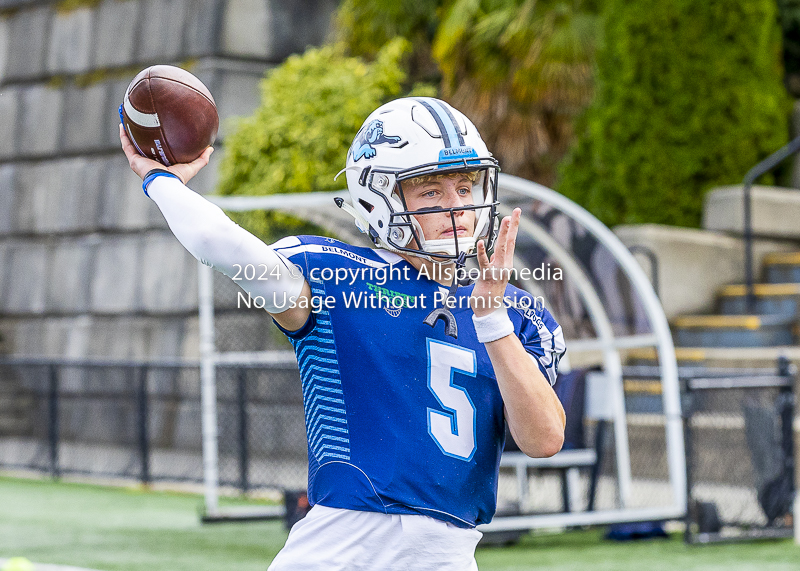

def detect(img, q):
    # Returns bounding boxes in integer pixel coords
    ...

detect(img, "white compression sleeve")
[146,175,306,313]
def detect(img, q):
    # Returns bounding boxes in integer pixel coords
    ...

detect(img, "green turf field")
[1,475,798,571]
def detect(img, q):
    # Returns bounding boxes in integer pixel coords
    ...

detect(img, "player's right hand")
[119,123,213,185]
[471,208,521,317]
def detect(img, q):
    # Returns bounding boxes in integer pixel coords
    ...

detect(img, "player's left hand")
[470,208,521,317]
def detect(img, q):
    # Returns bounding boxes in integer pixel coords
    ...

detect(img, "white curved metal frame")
[484,175,685,530]
[501,206,633,508]
[198,175,685,528]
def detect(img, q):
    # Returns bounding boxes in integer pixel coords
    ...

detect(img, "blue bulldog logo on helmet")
[349,120,403,161]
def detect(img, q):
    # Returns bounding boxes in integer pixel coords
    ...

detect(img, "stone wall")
[0,0,338,359]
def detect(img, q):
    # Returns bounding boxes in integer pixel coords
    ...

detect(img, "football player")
[120,97,566,571]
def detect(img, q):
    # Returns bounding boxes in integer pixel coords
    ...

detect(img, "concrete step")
[0,415,31,434]
[672,314,796,347]
[718,283,800,316]
[0,413,33,434]
[0,395,34,413]
[0,382,36,434]
[623,378,790,420]
[764,252,800,283]
[625,346,800,369]
[623,379,664,414]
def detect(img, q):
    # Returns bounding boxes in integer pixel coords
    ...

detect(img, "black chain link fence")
[3,354,794,541]
[682,362,796,543]
[0,358,307,493]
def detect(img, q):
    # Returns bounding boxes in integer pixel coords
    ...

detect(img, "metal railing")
[742,135,800,312]
[628,245,660,298]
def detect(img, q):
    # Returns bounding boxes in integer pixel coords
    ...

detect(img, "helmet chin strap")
[422,236,476,258]
[411,216,476,262]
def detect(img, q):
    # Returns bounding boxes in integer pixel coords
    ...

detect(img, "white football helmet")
[337,97,500,261]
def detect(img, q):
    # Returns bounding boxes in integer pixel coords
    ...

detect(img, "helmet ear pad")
[348,176,408,248]
[376,186,415,249]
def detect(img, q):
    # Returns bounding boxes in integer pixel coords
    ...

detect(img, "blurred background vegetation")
[558,0,790,227]
[218,0,799,233]
[217,39,415,240]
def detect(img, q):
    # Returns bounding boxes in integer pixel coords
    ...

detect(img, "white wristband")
[472,308,514,343]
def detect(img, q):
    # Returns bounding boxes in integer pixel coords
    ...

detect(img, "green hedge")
[557,0,790,228]
[779,0,800,76]
[216,40,415,240]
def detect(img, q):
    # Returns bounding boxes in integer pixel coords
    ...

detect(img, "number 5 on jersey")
[427,339,477,462]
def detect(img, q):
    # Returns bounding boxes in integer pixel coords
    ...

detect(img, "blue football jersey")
[271,236,565,528]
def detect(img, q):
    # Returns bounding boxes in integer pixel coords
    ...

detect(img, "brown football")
[120,65,219,166]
